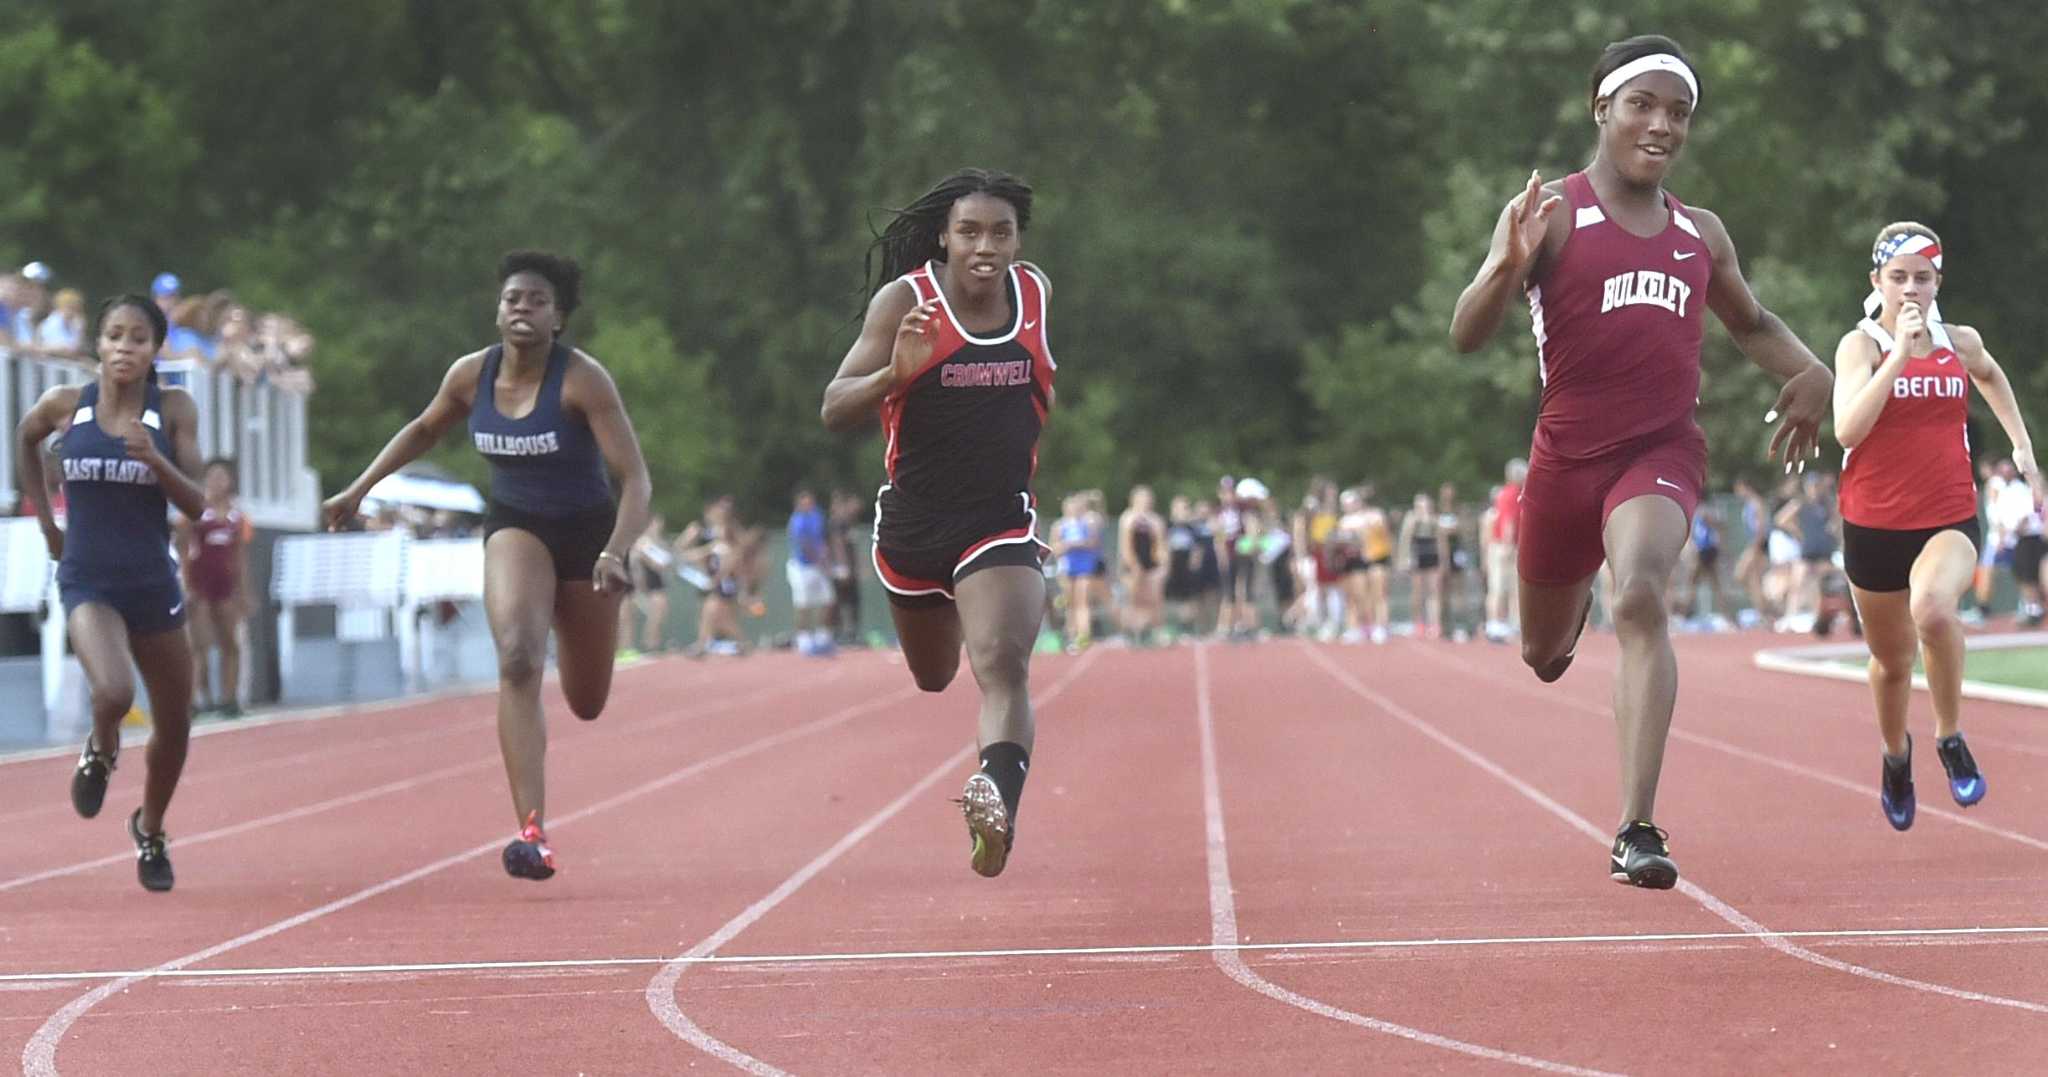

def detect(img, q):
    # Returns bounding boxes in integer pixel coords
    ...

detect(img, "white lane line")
[1439,645,2048,856]
[0,668,845,894]
[9,922,2047,984]
[1196,645,1616,1076]
[0,648,754,767]
[21,676,914,1077]
[647,650,1102,1076]
[1317,644,2048,1016]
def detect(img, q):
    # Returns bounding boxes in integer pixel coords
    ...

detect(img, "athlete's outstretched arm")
[14,385,80,558]
[1954,326,2043,507]
[821,280,935,432]
[138,388,206,520]
[1693,208,1832,466]
[321,354,481,529]
[570,353,654,593]
[1451,171,1564,353]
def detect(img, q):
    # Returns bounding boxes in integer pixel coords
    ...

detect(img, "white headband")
[1598,53,1699,107]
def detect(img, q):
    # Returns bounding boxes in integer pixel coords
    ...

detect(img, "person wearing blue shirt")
[787,489,833,655]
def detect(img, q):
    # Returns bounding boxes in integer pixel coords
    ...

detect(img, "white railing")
[0,348,320,532]
[0,518,66,712]
[272,530,487,691]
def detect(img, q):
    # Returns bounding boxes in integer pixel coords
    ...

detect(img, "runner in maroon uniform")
[1835,223,2043,830]
[182,459,252,717]
[1450,35,1833,888]
[821,168,1053,878]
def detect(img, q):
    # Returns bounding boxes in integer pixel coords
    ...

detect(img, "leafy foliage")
[3,1,2041,518]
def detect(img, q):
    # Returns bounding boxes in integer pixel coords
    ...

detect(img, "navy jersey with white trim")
[468,342,611,515]
[56,380,177,586]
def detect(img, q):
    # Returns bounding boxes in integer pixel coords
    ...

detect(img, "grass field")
[1833,645,2048,692]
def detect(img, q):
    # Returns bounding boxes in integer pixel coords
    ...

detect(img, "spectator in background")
[37,288,87,355]
[180,460,252,718]
[613,514,672,657]
[826,490,863,646]
[786,488,834,656]
[152,273,181,317]
[1484,458,1527,642]
[1398,490,1444,639]
[164,296,217,361]
[13,262,53,343]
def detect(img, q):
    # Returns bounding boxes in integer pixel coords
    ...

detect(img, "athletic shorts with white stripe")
[871,485,1047,610]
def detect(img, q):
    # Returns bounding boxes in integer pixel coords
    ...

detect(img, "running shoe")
[958,772,1013,878]
[127,808,174,892]
[502,811,556,880]
[1536,591,1595,684]
[1880,736,1916,831]
[1609,821,1678,889]
[1935,733,1986,807]
[70,737,116,819]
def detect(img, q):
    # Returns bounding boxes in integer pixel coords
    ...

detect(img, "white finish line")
[6,924,2044,985]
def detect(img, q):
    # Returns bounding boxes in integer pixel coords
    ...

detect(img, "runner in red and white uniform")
[1834,222,2044,830]
[1449,34,1834,888]
[821,168,1053,879]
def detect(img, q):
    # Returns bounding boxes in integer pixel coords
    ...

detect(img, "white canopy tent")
[361,470,485,514]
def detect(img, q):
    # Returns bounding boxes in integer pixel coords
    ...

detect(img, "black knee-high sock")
[978,741,1030,820]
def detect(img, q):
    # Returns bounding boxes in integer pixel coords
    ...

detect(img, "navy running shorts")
[484,498,617,583]
[61,574,188,637]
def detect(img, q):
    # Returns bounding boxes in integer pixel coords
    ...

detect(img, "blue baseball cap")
[152,272,181,296]
[21,262,51,283]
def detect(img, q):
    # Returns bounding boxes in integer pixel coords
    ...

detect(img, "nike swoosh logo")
[168,603,184,616]
[1673,251,1697,261]
[1023,320,1039,330]
[1935,354,1953,365]
[1655,477,1684,491]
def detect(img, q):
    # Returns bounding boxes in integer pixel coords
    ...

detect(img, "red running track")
[5,631,2047,1074]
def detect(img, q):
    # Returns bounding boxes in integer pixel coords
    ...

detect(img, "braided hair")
[866,168,1033,297]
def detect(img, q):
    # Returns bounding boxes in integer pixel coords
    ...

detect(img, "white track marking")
[0,649,761,767]
[0,670,843,894]
[646,650,1102,1075]
[1436,645,2048,855]
[7,922,2044,984]
[1317,644,2048,1015]
[1196,645,1617,1075]
[21,677,912,1077]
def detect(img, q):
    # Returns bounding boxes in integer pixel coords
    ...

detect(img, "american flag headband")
[1864,233,1943,322]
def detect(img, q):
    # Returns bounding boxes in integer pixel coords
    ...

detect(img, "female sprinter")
[19,295,204,891]
[1833,223,2042,829]
[322,251,652,881]
[1449,35,1833,888]
[821,168,1054,879]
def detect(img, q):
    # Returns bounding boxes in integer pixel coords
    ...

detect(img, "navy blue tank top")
[57,380,176,586]
[467,343,610,515]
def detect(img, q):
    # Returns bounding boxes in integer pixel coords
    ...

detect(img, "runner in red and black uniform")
[821,168,1053,878]
[1834,222,2044,830]
[1450,35,1834,888]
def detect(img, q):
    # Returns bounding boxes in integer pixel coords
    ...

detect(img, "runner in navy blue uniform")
[821,168,1054,878]
[17,295,204,891]
[323,251,652,881]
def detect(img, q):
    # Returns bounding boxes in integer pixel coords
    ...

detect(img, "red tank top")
[879,262,1055,508]
[1524,172,1712,461]
[1838,319,1977,529]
